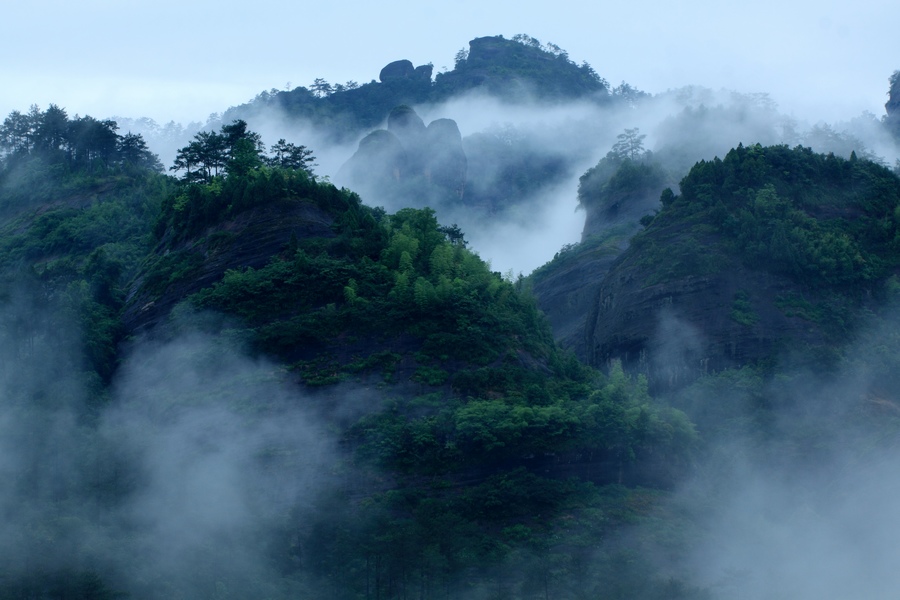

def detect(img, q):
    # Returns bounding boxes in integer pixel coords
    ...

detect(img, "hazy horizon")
[1,0,898,126]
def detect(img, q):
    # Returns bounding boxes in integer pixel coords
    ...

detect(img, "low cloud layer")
[667,307,900,599]
[114,70,900,279]
[0,295,339,598]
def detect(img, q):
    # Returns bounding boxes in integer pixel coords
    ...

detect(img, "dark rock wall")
[531,239,628,358]
[584,253,827,391]
[123,200,335,334]
[424,118,467,198]
[338,129,408,187]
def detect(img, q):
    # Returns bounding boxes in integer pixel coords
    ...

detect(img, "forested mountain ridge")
[530,66,900,369]
[531,137,900,389]
[127,119,696,485]
[0,105,171,384]
[0,114,700,599]
[584,144,900,390]
[223,34,612,144]
[3,42,900,599]
[221,35,618,220]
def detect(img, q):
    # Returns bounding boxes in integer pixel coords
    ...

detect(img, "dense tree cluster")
[308,77,361,97]
[610,128,647,161]
[646,144,900,288]
[10,67,900,596]
[0,104,162,172]
[178,181,696,597]
[577,128,668,226]
[170,119,316,182]
[437,35,609,101]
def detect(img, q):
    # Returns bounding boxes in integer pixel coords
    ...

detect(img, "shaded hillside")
[529,86,891,359]
[123,181,339,334]
[531,136,675,356]
[130,134,694,486]
[584,144,900,390]
[125,156,699,598]
[530,228,632,356]
[0,106,170,384]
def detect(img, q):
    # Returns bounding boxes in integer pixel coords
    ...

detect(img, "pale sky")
[1,0,898,126]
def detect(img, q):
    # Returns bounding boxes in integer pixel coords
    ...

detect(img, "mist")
[0,291,341,598]
[654,304,900,599]
[116,73,899,277]
[4,21,900,597]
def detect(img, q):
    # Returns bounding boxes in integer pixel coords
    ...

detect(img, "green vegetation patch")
[730,290,759,326]
[653,144,900,289]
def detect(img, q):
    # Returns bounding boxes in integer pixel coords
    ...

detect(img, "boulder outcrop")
[338,129,408,188]
[338,106,466,203]
[413,64,434,81]
[379,59,415,82]
[379,60,434,84]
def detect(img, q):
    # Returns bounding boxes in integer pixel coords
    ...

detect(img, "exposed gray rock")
[387,105,426,141]
[339,106,468,204]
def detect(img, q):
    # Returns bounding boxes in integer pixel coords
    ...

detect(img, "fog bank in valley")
[0,292,342,598]
[658,305,900,599]
[110,49,900,276]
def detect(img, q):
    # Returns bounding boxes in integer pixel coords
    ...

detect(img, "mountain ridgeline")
[0,111,697,599]
[220,35,621,220]
[225,34,611,144]
[583,144,900,388]
[2,36,900,600]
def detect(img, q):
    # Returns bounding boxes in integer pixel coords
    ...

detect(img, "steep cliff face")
[580,144,900,390]
[339,129,408,185]
[123,198,335,334]
[578,158,671,238]
[886,70,900,139]
[532,158,668,355]
[584,241,828,390]
[530,232,631,357]
[424,118,467,198]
